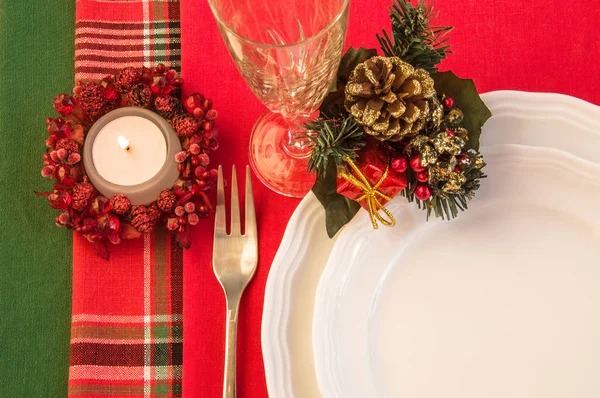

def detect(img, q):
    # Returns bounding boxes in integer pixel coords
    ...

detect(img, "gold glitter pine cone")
[345,56,436,141]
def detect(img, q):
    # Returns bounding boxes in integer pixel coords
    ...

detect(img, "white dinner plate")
[262,91,600,398]
[312,145,600,398]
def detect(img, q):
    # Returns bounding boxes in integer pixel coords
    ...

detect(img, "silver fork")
[213,165,258,398]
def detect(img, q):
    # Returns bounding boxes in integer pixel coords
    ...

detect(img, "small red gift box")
[337,141,407,212]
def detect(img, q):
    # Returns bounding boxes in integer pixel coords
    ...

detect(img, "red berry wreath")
[37,64,219,259]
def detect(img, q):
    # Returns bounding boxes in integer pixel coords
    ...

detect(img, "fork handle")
[223,301,239,398]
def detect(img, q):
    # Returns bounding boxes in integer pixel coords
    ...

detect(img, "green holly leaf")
[320,47,379,114]
[432,71,492,151]
[312,158,361,238]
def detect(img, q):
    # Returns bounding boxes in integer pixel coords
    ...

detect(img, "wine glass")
[208,0,350,197]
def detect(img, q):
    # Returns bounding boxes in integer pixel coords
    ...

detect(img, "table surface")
[2,0,600,397]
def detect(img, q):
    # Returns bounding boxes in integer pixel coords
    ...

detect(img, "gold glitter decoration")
[442,172,467,194]
[446,108,464,126]
[338,157,396,230]
[345,56,436,141]
[453,127,469,140]
[474,155,485,169]
[432,132,465,155]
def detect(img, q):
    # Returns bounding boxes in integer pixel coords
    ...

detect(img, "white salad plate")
[262,91,600,398]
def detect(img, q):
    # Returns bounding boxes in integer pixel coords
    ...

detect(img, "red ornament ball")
[443,97,454,109]
[110,193,132,215]
[410,154,426,172]
[415,184,432,201]
[391,156,408,173]
[415,171,429,183]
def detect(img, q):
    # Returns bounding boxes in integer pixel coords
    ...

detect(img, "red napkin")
[69,1,183,397]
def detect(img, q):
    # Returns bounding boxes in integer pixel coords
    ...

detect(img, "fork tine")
[230,165,241,236]
[245,166,257,239]
[214,165,226,236]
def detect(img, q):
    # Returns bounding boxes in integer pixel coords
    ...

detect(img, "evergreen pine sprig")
[306,115,366,174]
[377,0,452,73]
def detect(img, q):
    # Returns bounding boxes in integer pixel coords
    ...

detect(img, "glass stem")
[281,116,314,159]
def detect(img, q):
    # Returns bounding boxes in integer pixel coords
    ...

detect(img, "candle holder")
[83,107,182,206]
[37,64,220,259]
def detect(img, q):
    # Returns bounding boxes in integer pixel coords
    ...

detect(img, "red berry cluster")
[37,65,219,259]
[387,96,460,202]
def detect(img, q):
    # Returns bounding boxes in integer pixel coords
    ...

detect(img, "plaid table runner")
[69,1,183,396]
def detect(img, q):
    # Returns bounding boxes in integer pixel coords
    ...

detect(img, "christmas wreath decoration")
[308,0,491,237]
[37,64,219,259]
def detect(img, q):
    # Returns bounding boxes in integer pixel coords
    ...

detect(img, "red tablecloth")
[181,1,600,397]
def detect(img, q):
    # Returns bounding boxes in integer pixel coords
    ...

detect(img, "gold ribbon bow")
[338,157,396,230]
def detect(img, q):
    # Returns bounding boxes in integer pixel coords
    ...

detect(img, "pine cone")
[127,83,153,109]
[157,189,177,212]
[72,180,96,212]
[115,67,142,93]
[76,81,107,121]
[110,193,131,215]
[130,205,161,233]
[154,96,182,120]
[172,114,201,137]
[345,56,436,141]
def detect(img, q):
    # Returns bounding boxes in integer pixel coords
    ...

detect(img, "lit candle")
[83,107,181,205]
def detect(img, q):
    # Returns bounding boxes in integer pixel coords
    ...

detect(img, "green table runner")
[0,1,75,396]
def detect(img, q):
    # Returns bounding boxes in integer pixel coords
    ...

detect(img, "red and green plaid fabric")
[69,1,183,396]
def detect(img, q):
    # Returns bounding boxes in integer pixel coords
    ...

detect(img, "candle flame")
[117,136,131,151]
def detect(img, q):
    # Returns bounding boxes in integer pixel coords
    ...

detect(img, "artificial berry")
[391,157,408,173]
[175,206,185,217]
[184,202,196,213]
[409,154,426,172]
[189,143,201,155]
[415,184,432,201]
[165,69,177,81]
[443,97,454,109]
[175,151,188,163]
[193,108,205,119]
[68,153,81,165]
[416,171,429,183]
[166,217,179,231]
[446,129,455,137]
[197,153,210,167]
[155,63,166,74]
[205,109,218,121]
[188,213,200,226]
[185,93,206,115]
[194,166,205,179]
[454,166,461,173]
[41,166,54,178]
[56,148,68,162]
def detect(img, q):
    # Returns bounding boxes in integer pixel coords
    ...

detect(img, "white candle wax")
[92,116,167,186]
